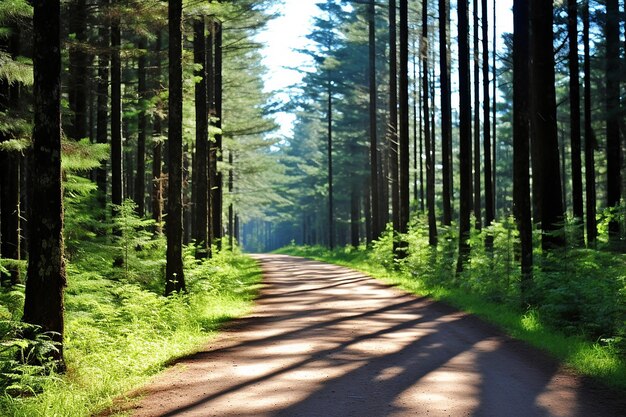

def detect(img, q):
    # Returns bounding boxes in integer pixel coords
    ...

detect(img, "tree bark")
[605,0,621,246]
[96,0,109,210]
[110,1,122,209]
[165,0,186,295]
[513,0,533,303]
[211,20,224,250]
[492,0,497,214]
[440,0,452,226]
[457,0,472,273]
[135,36,148,217]
[422,0,437,246]
[530,0,565,251]
[482,0,494,238]
[397,0,410,258]
[23,0,66,365]
[567,0,584,246]
[389,0,400,256]
[327,77,334,250]
[473,0,482,231]
[368,0,380,242]
[152,31,164,236]
[194,18,209,257]
[68,0,89,141]
[582,0,597,245]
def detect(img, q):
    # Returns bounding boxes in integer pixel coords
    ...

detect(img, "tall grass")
[0,236,262,416]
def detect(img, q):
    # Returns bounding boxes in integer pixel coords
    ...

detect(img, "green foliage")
[63,176,106,253]
[0,0,31,23]
[0,53,32,86]
[0,138,29,153]
[533,249,625,340]
[0,236,261,416]
[112,199,157,279]
[0,321,60,396]
[61,139,110,173]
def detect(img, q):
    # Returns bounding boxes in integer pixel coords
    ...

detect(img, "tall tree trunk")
[492,0,497,215]
[397,0,410,258]
[23,0,66,365]
[567,0,584,246]
[207,22,216,247]
[440,0,452,226]
[211,20,224,250]
[473,0,482,231]
[583,0,597,245]
[530,0,565,251]
[605,0,621,246]
[152,31,164,235]
[368,0,380,242]
[422,0,437,246]
[135,37,148,217]
[96,0,109,210]
[413,41,419,205]
[418,60,424,214]
[193,18,209,257]
[327,78,334,250]
[513,0,533,304]
[68,0,88,141]
[110,1,122,209]
[389,0,400,255]
[457,0,472,273]
[165,0,185,295]
[482,0,494,239]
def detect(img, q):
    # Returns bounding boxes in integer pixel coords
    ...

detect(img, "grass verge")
[0,247,262,417]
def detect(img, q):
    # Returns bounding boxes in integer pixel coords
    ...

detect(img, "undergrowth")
[276,217,626,391]
[0,199,262,417]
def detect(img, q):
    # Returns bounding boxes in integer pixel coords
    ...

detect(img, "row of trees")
[244,0,625,285]
[0,0,277,366]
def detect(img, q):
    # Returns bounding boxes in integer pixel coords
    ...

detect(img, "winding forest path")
[126,254,623,417]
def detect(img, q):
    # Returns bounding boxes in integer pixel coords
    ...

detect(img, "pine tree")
[513,0,533,302]
[23,0,66,365]
[165,0,185,295]
[457,0,472,273]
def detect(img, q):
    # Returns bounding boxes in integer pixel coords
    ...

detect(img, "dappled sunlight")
[124,255,622,417]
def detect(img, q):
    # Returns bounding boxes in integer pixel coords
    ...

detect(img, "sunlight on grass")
[0,247,262,417]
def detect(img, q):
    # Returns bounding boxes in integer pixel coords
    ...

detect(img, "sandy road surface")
[120,254,624,417]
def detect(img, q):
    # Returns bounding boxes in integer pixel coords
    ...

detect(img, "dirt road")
[124,254,624,417]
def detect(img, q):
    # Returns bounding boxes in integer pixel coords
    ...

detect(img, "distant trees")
[247,0,625,285]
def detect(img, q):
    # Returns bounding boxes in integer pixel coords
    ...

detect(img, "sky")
[255,0,514,138]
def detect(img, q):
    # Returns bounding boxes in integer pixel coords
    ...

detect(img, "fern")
[0,53,33,86]
[61,139,109,172]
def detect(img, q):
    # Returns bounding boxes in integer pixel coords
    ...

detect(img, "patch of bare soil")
[108,254,624,417]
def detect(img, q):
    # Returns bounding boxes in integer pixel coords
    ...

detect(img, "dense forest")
[0,0,625,415]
